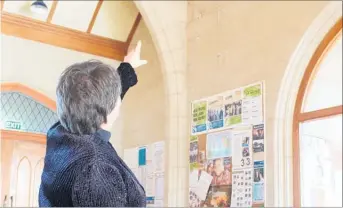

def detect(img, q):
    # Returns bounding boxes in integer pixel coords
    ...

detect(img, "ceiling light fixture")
[30,0,48,14]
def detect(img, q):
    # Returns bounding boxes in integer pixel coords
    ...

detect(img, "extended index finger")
[135,40,142,54]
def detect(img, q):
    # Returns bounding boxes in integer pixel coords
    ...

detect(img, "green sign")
[5,121,21,130]
[192,102,207,125]
[244,84,262,98]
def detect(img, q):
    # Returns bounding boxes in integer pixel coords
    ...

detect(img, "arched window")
[0,83,58,134]
[293,20,342,207]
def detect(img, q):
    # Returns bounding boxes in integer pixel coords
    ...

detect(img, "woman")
[39,41,147,207]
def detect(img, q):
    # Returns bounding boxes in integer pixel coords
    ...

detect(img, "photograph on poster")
[206,130,232,160]
[242,147,250,157]
[207,96,224,130]
[206,157,232,186]
[253,139,264,153]
[254,162,264,183]
[192,101,208,133]
[253,124,264,141]
[190,141,199,164]
[189,190,201,208]
[203,185,232,207]
[224,90,243,126]
[242,136,249,147]
[253,161,265,203]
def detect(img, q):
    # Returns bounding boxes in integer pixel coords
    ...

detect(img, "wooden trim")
[126,13,142,47]
[1,0,4,11]
[292,18,342,207]
[46,0,58,23]
[293,18,342,117]
[298,105,343,122]
[87,0,103,33]
[0,130,46,144]
[1,83,56,111]
[1,12,127,60]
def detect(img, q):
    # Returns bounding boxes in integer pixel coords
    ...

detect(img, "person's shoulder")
[75,159,123,184]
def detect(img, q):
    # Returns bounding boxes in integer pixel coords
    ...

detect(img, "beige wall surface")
[0,34,125,151]
[187,1,328,206]
[121,20,166,151]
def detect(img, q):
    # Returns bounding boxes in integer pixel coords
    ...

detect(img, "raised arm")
[117,62,137,99]
[119,40,147,99]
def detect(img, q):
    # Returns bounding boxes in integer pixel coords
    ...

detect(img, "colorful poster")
[139,146,147,166]
[206,130,232,159]
[253,161,265,203]
[205,157,232,186]
[207,96,224,130]
[224,90,243,126]
[192,101,208,134]
[242,83,263,125]
[253,124,264,153]
[146,196,155,207]
[190,137,199,170]
[231,169,253,207]
[203,185,232,207]
[232,131,253,170]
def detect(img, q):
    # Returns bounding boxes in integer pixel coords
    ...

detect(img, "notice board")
[189,82,265,207]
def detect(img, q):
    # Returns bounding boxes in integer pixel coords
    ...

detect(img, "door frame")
[1,83,56,144]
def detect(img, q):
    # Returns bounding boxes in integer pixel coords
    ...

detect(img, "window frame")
[0,83,56,144]
[292,18,342,207]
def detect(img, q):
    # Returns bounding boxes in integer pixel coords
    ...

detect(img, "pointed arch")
[15,156,32,207]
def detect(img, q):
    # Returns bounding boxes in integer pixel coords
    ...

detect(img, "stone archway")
[274,1,342,206]
[133,1,188,206]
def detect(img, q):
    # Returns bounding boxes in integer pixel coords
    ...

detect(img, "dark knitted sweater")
[39,63,146,207]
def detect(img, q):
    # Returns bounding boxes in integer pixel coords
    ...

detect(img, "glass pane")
[303,32,342,112]
[15,157,31,207]
[0,92,58,134]
[300,115,342,207]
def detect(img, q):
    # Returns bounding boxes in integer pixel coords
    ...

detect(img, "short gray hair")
[56,60,121,135]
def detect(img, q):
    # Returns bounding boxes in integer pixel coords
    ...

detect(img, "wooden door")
[1,139,45,207]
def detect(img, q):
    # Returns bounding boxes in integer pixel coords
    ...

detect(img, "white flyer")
[145,160,155,196]
[155,172,164,200]
[242,83,263,125]
[231,169,253,207]
[123,147,138,169]
[232,131,253,170]
[194,171,213,201]
[154,199,164,207]
[153,141,165,173]
[189,170,199,188]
